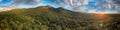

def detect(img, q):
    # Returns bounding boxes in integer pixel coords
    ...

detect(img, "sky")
[0,0,120,14]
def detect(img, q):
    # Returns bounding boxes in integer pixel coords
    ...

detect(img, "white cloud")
[0,0,41,12]
[0,0,120,14]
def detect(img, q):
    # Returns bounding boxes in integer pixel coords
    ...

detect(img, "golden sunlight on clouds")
[88,10,97,13]
[88,10,119,14]
[0,8,14,12]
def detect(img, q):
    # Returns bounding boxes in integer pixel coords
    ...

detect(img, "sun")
[95,12,109,19]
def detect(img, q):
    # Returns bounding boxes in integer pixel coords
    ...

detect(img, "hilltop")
[0,6,120,30]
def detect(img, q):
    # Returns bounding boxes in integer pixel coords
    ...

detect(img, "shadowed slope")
[0,6,120,30]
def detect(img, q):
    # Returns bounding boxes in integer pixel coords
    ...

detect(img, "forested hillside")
[0,6,120,30]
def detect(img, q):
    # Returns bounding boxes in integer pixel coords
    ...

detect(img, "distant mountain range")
[0,6,120,30]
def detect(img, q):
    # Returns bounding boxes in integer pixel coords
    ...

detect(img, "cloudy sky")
[0,0,120,14]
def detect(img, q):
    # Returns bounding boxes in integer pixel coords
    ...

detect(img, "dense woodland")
[0,6,120,30]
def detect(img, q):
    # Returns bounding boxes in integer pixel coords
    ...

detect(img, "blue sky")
[0,0,120,14]
[0,0,99,9]
[0,0,11,5]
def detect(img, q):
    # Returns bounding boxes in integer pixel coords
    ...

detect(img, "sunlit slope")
[0,6,96,30]
[0,6,120,30]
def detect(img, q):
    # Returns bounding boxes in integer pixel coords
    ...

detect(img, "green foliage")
[0,6,100,30]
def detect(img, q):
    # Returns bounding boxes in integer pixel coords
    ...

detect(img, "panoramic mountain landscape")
[1,0,120,30]
[0,6,120,30]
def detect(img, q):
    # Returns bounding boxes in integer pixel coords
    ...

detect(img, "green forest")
[0,6,120,30]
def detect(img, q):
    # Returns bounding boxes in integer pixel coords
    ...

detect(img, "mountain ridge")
[0,6,120,30]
